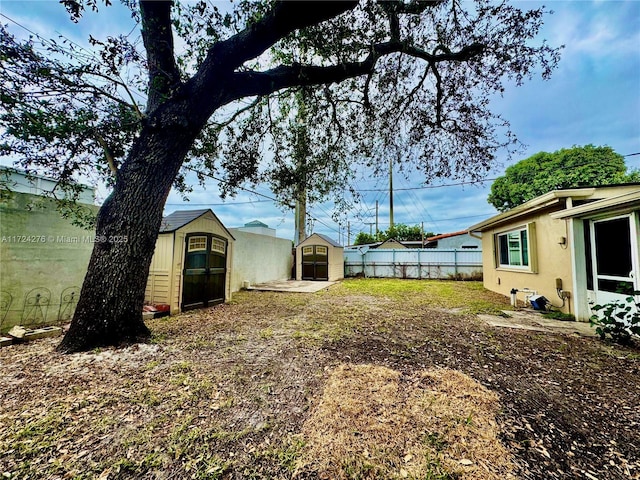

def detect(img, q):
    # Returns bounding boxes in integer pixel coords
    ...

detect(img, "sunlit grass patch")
[296,363,516,480]
[334,278,512,315]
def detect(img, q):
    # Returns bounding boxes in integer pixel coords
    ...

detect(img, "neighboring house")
[468,184,640,322]
[424,231,481,250]
[146,209,235,313]
[236,220,276,237]
[296,233,344,281]
[377,238,407,249]
[228,223,292,291]
[345,231,481,250]
[0,168,97,332]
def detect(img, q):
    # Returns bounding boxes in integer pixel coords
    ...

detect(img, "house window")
[497,228,529,268]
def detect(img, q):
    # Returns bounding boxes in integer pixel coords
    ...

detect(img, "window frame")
[187,235,207,253]
[496,225,532,271]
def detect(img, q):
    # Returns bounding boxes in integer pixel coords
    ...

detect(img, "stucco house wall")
[470,185,640,321]
[0,191,98,332]
[228,229,292,291]
[478,208,573,312]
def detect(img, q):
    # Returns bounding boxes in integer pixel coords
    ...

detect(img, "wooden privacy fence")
[344,248,483,280]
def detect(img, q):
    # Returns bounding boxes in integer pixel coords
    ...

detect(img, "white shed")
[296,233,344,281]
[145,209,235,313]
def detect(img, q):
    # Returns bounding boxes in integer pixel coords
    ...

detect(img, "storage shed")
[296,233,344,281]
[145,209,235,313]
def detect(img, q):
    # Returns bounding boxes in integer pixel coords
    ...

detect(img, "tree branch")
[225,41,485,102]
[95,132,118,174]
[198,1,358,76]
[140,0,181,113]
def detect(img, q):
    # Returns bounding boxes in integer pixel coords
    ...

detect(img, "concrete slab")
[479,309,596,337]
[247,280,337,293]
[23,326,63,340]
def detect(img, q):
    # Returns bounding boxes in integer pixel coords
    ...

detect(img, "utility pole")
[421,221,425,247]
[347,221,351,246]
[389,155,394,229]
[375,200,379,235]
[365,222,375,235]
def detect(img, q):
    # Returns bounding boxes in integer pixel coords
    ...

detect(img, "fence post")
[362,250,366,277]
[454,249,458,277]
[392,249,396,276]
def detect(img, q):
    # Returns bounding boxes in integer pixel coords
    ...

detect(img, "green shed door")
[182,234,227,310]
[301,245,329,281]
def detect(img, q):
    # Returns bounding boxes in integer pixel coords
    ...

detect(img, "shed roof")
[160,209,210,232]
[159,209,235,239]
[315,233,342,247]
[298,232,342,248]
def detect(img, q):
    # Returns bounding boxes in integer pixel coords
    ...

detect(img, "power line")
[181,165,342,235]
[359,178,498,192]
[357,152,640,193]
[166,199,272,207]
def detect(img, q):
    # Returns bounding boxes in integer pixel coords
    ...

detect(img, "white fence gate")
[344,248,483,280]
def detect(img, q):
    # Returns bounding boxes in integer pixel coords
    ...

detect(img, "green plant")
[542,311,575,321]
[590,292,640,345]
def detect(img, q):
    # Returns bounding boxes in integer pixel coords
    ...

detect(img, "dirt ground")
[1,279,639,479]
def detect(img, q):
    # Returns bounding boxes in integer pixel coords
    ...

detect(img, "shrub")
[590,292,640,345]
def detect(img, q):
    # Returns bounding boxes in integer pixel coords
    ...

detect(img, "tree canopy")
[354,224,434,245]
[487,145,640,211]
[0,0,561,352]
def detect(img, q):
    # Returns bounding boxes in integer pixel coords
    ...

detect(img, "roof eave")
[550,191,640,219]
[468,196,564,232]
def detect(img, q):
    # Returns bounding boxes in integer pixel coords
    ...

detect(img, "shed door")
[302,245,329,281]
[182,234,227,310]
[590,214,638,306]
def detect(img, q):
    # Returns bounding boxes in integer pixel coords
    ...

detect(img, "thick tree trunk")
[57,122,197,353]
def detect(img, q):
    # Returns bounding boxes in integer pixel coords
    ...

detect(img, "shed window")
[497,228,529,268]
[211,238,226,254]
[302,246,314,256]
[188,236,207,252]
[316,246,328,256]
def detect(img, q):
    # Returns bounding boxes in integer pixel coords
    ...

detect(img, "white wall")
[229,229,292,292]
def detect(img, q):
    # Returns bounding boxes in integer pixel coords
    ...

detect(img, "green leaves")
[590,292,640,345]
[488,145,637,211]
[354,224,433,245]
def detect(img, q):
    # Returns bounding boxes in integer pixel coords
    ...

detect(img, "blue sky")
[2,0,639,243]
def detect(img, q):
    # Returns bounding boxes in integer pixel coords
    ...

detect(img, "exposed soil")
[0,280,638,479]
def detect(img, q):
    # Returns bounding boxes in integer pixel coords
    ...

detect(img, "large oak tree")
[0,0,560,352]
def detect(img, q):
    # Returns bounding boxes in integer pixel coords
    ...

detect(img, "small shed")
[296,233,344,281]
[145,209,235,313]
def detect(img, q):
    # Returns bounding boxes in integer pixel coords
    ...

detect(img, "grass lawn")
[0,279,638,479]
